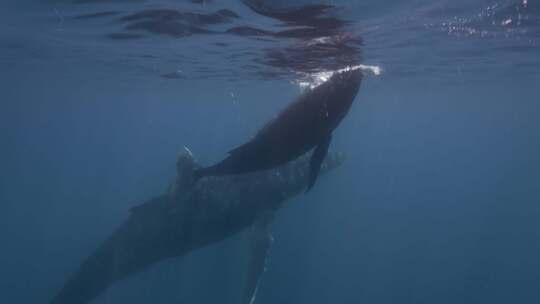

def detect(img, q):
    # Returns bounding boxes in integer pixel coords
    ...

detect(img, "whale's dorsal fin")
[242,211,274,304]
[306,133,332,192]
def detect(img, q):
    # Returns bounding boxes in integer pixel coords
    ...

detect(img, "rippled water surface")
[1,0,539,303]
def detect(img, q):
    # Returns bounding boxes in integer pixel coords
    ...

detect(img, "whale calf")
[194,68,362,191]
[50,148,344,304]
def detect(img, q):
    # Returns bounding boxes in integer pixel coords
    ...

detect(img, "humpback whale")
[50,148,344,304]
[194,68,362,191]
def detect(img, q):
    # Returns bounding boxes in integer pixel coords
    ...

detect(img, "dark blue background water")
[1,0,539,303]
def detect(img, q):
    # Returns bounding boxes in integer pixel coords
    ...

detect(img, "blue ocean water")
[1,0,539,303]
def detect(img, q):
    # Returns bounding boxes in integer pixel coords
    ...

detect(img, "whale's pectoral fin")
[242,212,274,304]
[306,133,332,192]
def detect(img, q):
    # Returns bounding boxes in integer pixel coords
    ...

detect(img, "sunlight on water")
[296,64,382,90]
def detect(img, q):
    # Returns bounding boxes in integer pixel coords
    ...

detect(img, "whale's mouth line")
[294,63,382,90]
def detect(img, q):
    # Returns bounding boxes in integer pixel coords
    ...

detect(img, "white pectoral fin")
[242,212,274,304]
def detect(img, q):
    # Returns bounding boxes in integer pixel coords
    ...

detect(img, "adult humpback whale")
[50,148,344,304]
[194,67,362,191]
